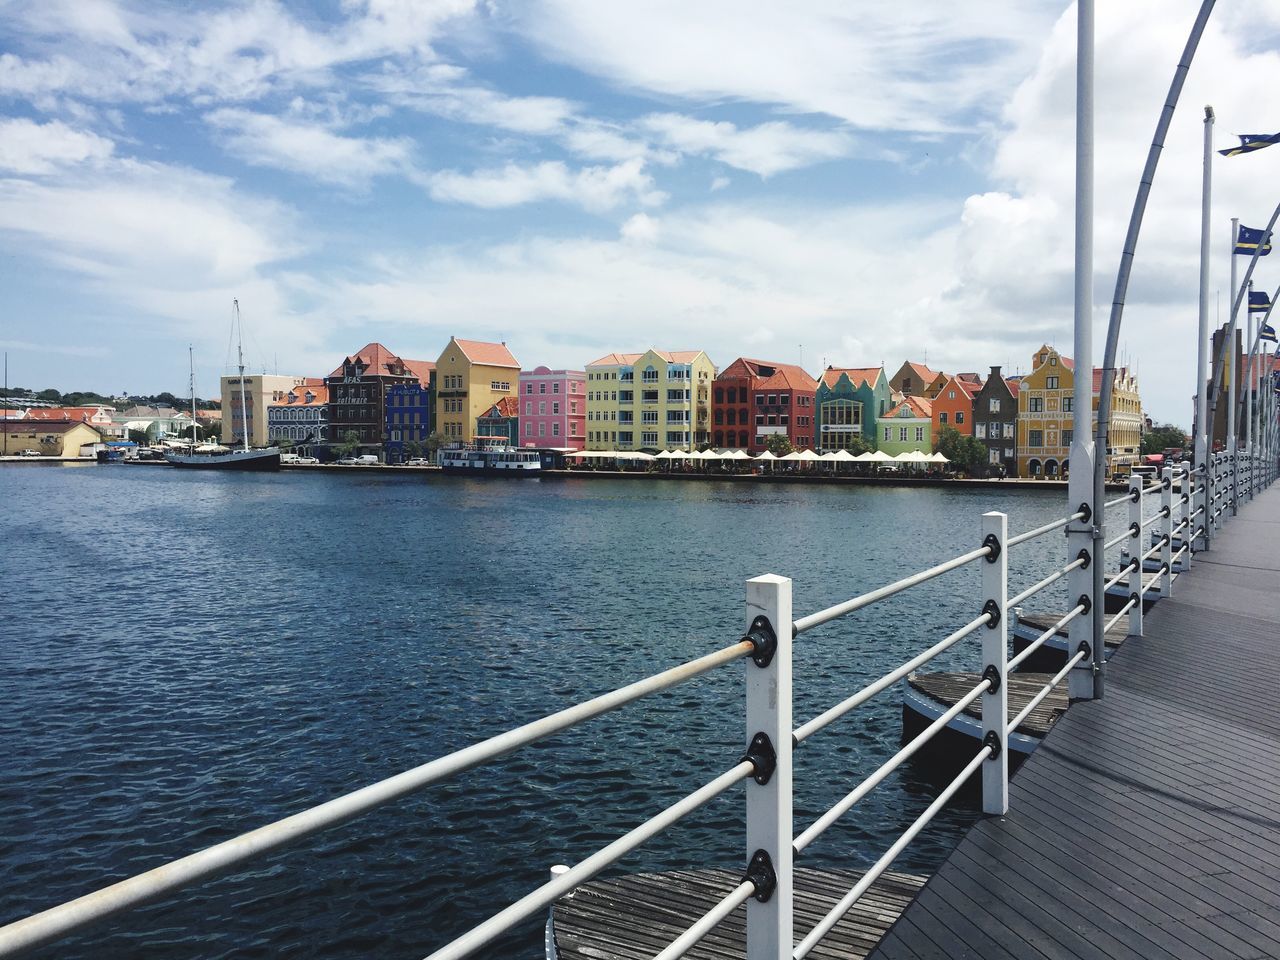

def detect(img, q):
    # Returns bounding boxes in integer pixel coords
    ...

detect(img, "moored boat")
[438,436,541,476]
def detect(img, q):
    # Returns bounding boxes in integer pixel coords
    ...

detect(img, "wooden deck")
[870,484,1280,959]
[906,671,1067,738]
[552,867,924,960]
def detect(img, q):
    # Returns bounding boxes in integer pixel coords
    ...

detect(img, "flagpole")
[1195,106,1213,550]
[1228,218,1240,514]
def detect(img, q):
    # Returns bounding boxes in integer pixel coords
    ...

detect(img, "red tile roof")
[482,396,520,418]
[1005,378,1021,398]
[275,384,329,406]
[401,359,436,386]
[453,338,519,369]
[586,349,706,367]
[887,396,933,418]
[900,361,941,384]
[1,420,98,434]
[718,358,817,391]
[939,375,979,399]
[23,406,110,422]
[820,366,882,390]
[329,343,436,385]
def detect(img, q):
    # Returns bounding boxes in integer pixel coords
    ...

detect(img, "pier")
[870,483,1280,960]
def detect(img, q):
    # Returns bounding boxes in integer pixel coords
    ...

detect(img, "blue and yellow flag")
[1235,225,1272,256]
[1262,323,1278,343]
[1249,291,1272,313]
[1219,133,1280,157]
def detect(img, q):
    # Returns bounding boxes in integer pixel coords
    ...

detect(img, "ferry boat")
[438,437,541,476]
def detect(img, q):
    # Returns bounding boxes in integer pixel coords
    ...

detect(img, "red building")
[712,358,819,452]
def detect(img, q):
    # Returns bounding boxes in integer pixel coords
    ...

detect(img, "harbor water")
[1,466,1082,958]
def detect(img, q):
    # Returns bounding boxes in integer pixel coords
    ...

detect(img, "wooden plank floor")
[907,672,1066,737]
[1015,611,1129,649]
[870,484,1280,960]
[552,867,924,960]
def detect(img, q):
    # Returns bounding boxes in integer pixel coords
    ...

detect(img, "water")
[1,466,1083,958]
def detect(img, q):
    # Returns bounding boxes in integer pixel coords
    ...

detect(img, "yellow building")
[434,337,521,442]
[585,349,716,450]
[221,374,309,447]
[1,420,103,457]
[1016,345,1143,478]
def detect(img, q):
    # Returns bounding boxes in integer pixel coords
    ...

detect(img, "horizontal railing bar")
[1103,563,1136,593]
[1008,556,1086,609]
[1007,603,1086,672]
[792,746,991,960]
[653,880,756,960]
[1142,480,1165,494]
[1104,598,1137,634]
[793,676,989,854]
[1172,544,1189,562]
[1140,513,1164,530]
[425,761,755,960]
[1140,574,1162,597]
[792,546,992,635]
[1005,648,1087,735]
[1189,507,1204,519]
[1104,527,1135,550]
[1104,493,1133,509]
[792,612,991,745]
[0,639,754,958]
[1139,539,1164,563]
[1006,511,1085,548]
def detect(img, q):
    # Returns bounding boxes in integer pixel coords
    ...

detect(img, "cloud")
[0,117,114,173]
[425,158,666,212]
[641,114,853,176]
[620,212,658,243]
[205,108,414,187]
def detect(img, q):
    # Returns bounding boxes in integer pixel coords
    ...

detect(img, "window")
[525,383,533,394]
[727,387,737,404]
[570,401,577,414]
[618,411,633,424]
[524,422,532,435]
[915,426,924,442]
[990,448,1001,464]
[989,398,1001,412]
[619,370,633,382]
[642,390,658,403]
[780,394,790,405]
[1029,397,1044,413]
[1004,446,1014,458]
[1063,397,1073,412]
[552,402,560,415]
[956,411,964,425]
[539,382,547,394]
[642,411,658,424]
[767,394,777,405]
[641,366,659,383]
[667,389,687,402]
[642,431,658,445]
[1046,376,1059,390]
[948,390,956,399]
[975,423,987,439]
[884,426,890,441]
[553,382,560,394]
[899,426,908,442]
[619,390,633,403]
[1029,429,1044,447]
[755,394,765,406]
[552,422,560,436]
[939,411,949,424]
[1003,423,1014,439]
[539,401,546,415]
[539,422,546,437]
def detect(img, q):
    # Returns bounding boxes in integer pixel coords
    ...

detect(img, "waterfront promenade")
[870,484,1280,960]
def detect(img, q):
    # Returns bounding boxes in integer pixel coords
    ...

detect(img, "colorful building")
[220,375,310,447]
[477,396,520,445]
[24,406,121,437]
[878,396,934,456]
[932,374,981,437]
[434,337,520,444]
[889,361,947,399]
[325,344,434,453]
[268,380,329,451]
[385,381,434,463]
[1094,366,1143,476]
[973,366,1019,477]
[712,358,818,452]
[813,367,891,451]
[1,419,103,457]
[518,367,586,450]
[585,349,715,451]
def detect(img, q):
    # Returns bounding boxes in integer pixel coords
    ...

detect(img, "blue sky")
[1,0,1279,423]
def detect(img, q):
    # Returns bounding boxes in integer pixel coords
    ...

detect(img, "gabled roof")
[1005,378,1021,398]
[1,420,101,435]
[718,358,817,391]
[452,338,519,369]
[939,375,980,400]
[401,359,436,386]
[587,349,707,367]
[887,396,933,419]
[23,406,109,422]
[481,396,520,418]
[820,366,882,390]
[276,384,328,406]
[898,361,940,384]
[330,342,401,378]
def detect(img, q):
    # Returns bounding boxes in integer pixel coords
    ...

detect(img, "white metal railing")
[1,456,1268,960]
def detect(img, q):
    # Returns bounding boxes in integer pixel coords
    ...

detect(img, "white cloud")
[205,108,414,187]
[620,212,659,243]
[0,117,114,173]
[641,114,852,176]
[426,158,665,212]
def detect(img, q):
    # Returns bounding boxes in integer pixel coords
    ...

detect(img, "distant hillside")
[0,387,219,410]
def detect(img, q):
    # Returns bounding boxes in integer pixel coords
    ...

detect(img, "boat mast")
[235,299,250,452]
[189,345,197,448]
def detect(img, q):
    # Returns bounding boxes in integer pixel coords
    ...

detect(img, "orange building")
[889,361,947,399]
[932,374,982,436]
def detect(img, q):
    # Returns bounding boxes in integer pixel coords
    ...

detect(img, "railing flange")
[742,732,777,786]
[982,598,1001,628]
[745,849,777,903]
[743,616,777,668]
[982,533,1002,563]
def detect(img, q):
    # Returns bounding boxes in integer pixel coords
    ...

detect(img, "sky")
[1,0,1279,425]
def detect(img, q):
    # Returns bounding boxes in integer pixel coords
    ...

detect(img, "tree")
[336,430,361,457]
[843,433,873,456]
[403,440,424,460]
[36,388,61,402]
[935,425,987,475]
[127,429,149,446]
[1141,423,1189,457]
[766,434,794,457]
[424,431,445,453]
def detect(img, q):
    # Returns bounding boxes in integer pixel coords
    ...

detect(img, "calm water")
[1,466,1082,958]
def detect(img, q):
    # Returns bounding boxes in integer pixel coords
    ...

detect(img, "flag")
[1234,225,1272,256]
[1219,133,1280,157]
[1249,290,1273,313]
[1263,323,1278,343]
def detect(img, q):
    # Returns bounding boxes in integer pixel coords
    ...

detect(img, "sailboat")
[166,301,280,471]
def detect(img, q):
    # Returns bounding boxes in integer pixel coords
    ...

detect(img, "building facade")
[1094,366,1143,476]
[477,396,519,444]
[1016,345,1076,478]
[878,397,934,456]
[1,420,102,457]
[972,366,1019,477]
[221,374,310,447]
[932,375,980,437]
[24,406,121,438]
[268,381,329,451]
[325,343,434,452]
[434,337,520,443]
[712,358,818,452]
[888,361,947,399]
[384,382,434,462]
[813,367,891,451]
[518,367,585,450]
[585,349,715,451]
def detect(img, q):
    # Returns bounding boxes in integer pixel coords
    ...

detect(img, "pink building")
[518,367,586,450]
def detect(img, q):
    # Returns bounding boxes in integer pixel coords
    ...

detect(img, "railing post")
[744,574,792,960]
[1128,474,1144,637]
[1179,459,1192,570]
[980,512,1009,815]
[1160,465,1174,596]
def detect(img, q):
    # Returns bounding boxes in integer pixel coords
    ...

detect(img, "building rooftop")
[586,349,705,367]
[482,396,520,418]
[22,406,111,422]
[1,420,99,434]
[819,366,882,390]
[887,396,933,419]
[451,338,519,369]
[719,358,818,392]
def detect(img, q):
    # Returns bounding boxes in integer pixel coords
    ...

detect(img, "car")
[336,456,359,465]
[354,454,379,465]
[405,458,431,466]
[17,449,43,457]
[279,453,300,464]
[294,456,319,464]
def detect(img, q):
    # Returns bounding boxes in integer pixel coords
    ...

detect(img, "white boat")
[438,437,541,476]
[166,303,280,471]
